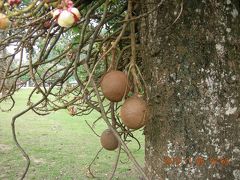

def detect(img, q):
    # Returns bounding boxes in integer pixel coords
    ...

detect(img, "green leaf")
[72,26,80,33]
[22,0,31,4]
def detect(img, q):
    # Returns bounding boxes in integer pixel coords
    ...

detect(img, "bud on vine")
[52,0,80,28]
[8,0,21,6]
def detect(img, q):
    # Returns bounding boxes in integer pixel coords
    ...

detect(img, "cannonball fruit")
[100,129,119,151]
[0,13,10,30]
[100,70,129,102]
[120,96,148,129]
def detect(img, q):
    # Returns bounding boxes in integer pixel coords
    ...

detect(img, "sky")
[6,45,27,62]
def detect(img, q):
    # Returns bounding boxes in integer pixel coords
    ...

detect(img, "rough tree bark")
[140,0,240,179]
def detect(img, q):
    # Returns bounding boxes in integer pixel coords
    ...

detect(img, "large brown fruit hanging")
[0,13,10,29]
[100,129,119,151]
[100,70,129,102]
[120,96,148,129]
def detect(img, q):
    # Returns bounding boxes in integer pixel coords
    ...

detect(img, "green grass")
[0,89,144,180]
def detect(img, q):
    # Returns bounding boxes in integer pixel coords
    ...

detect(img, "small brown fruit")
[120,96,148,129]
[0,13,10,29]
[100,70,129,102]
[67,106,77,116]
[43,20,51,29]
[100,129,119,151]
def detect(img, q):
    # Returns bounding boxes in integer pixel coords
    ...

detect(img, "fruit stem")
[128,0,141,94]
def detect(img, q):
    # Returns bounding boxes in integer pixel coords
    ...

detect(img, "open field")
[0,89,144,180]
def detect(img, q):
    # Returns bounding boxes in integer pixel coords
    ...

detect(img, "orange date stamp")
[163,156,230,166]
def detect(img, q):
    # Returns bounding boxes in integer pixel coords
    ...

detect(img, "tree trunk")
[140,0,240,179]
[0,32,8,97]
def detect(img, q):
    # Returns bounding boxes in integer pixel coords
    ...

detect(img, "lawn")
[0,89,144,180]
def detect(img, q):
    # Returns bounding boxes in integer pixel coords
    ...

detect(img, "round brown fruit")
[100,129,119,151]
[120,96,148,129]
[43,21,51,29]
[100,70,129,102]
[0,13,10,29]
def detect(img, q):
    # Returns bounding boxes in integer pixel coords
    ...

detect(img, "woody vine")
[0,0,164,179]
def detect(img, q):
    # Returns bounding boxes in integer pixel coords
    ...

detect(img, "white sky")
[6,45,27,62]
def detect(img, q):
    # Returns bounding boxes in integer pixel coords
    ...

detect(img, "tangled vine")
[0,0,166,179]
